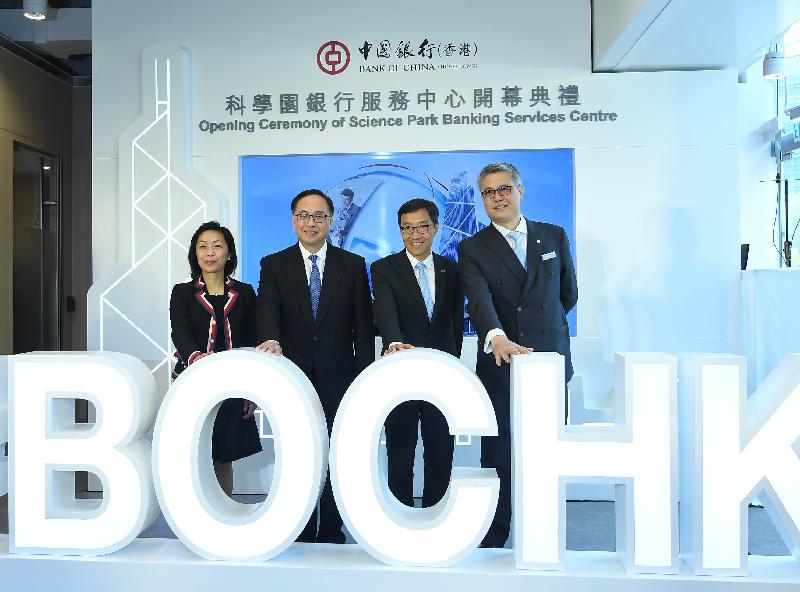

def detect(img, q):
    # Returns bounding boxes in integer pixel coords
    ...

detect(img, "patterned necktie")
[309,254,321,319]
[416,261,434,320]
[507,230,527,270]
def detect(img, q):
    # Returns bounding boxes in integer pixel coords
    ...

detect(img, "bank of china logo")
[317,40,350,75]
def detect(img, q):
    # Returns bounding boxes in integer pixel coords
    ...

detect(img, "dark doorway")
[13,143,61,353]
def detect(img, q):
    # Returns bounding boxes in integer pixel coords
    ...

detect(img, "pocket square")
[542,251,556,261]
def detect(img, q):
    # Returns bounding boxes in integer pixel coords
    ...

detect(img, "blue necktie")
[507,230,527,270]
[416,261,434,320]
[309,254,321,319]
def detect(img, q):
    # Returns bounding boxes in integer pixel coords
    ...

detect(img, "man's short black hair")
[341,188,354,198]
[290,189,335,215]
[187,221,238,279]
[397,198,439,226]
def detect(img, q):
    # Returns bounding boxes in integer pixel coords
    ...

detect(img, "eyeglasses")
[480,184,517,200]
[294,212,331,223]
[400,223,433,236]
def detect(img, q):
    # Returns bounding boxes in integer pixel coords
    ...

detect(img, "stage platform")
[2,535,800,592]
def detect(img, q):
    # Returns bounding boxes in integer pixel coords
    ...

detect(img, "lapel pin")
[536,239,541,244]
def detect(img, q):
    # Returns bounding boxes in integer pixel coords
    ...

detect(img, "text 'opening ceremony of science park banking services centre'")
[4,1,800,591]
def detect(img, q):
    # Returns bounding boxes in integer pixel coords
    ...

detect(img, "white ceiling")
[593,0,800,73]
[1,1,799,79]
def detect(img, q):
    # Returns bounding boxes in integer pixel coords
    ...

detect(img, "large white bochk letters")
[7,348,800,581]
[331,349,499,566]
[8,352,158,555]
[513,353,678,573]
[152,349,328,560]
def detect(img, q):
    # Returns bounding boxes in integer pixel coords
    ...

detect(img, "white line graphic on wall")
[88,46,223,393]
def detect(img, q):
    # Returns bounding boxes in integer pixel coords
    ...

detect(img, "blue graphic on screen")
[240,149,575,335]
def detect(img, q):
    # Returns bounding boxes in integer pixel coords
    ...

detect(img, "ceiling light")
[22,0,47,20]
[763,50,785,80]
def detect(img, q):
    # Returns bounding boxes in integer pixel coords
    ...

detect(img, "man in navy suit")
[256,189,374,543]
[370,198,464,508]
[458,162,578,548]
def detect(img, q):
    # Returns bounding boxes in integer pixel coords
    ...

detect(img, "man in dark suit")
[458,162,578,548]
[256,188,374,543]
[370,198,464,508]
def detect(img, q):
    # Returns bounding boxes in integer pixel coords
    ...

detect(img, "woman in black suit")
[170,221,262,496]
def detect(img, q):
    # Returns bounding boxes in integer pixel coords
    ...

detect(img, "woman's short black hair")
[187,221,238,279]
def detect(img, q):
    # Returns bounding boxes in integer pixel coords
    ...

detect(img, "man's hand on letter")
[490,335,533,366]
[383,343,415,355]
[256,339,282,355]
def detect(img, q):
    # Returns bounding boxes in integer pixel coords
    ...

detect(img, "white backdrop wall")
[90,0,740,416]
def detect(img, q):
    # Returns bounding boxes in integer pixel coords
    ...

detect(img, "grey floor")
[0,494,790,555]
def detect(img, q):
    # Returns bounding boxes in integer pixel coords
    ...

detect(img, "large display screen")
[240,149,576,335]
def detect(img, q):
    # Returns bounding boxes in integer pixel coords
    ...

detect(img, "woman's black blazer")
[170,276,258,377]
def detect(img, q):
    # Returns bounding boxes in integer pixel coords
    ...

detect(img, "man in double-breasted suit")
[370,198,464,508]
[256,189,374,544]
[458,162,578,548]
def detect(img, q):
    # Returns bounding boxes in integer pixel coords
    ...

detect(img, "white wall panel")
[576,145,740,349]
